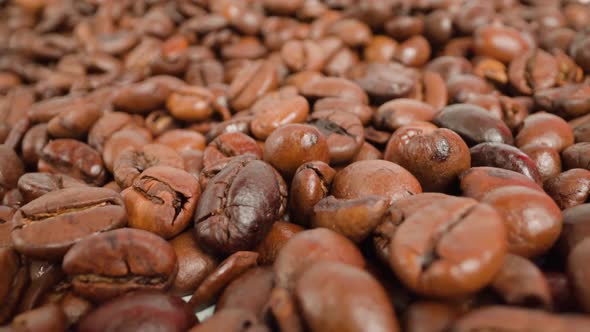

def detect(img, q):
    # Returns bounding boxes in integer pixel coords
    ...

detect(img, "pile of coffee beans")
[1,0,590,331]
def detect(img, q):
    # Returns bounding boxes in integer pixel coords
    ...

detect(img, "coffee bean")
[544,169,590,209]
[169,231,218,296]
[114,144,184,189]
[0,247,28,324]
[470,142,542,184]
[39,139,106,186]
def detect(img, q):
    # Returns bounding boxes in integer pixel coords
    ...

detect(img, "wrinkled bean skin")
[203,132,263,169]
[62,228,178,302]
[194,157,286,256]
[122,166,200,239]
[288,161,335,226]
[470,142,543,184]
[481,186,562,258]
[391,198,507,298]
[11,187,127,260]
[295,262,400,332]
[78,291,196,332]
[39,139,107,186]
[114,144,184,189]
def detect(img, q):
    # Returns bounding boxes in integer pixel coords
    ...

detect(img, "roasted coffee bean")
[264,124,330,179]
[39,139,106,186]
[17,172,86,204]
[62,228,178,302]
[390,197,507,298]
[295,262,400,332]
[331,160,422,205]
[385,128,470,192]
[509,49,559,95]
[0,206,15,248]
[314,97,373,126]
[102,128,154,173]
[289,161,335,226]
[188,309,262,332]
[9,304,67,332]
[460,167,543,200]
[404,301,459,332]
[562,142,590,171]
[0,145,24,201]
[534,84,590,119]
[78,291,196,332]
[114,144,184,189]
[395,35,431,67]
[113,76,185,114]
[123,160,195,231]
[88,112,143,152]
[11,187,126,260]
[516,112,574,152]
[169,231,218,297]
[251,95,309,140]
[300,77,368,104]
[21,123,49,166]
[481,186,562,258]
[557,204,590,259]
[308,110,365,164]
[194,156,286,256]
[568,238,590,313]
[228,60,279,111]
[434,104,514,146]
[203,132,262,169]
[0,248,28,324]
[520,144,562,182]
[490,254,552,310]
[255,221,304,265]
[544,169,590,210]
[217,267,274,319]
[347,62,417,102]
[473,25,531,64]
[470,142,543,184]
[374,99,436,131]
[363,35,397,63]
[156,130,206,153]
[188,251,259,312]
[274,228,365,291]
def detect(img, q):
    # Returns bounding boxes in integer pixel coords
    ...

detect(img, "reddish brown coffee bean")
[169,231,218,296]
[87,112,143,152]
[300,77,368,104]
[520,144,562,182]
[332,160,422,204]
[470,142,543,184]
[327,18,371,47]
[289,161,335,226]
[78,291,196,332]
[516,112,574,152]
[395,35,431,67]
[188,309,262,332]
[0,247,28,324]
[434,103,514,146]
[508,49,559,95]
[308,110,365,164]
[122,166,200,239]
[251,95,309,140]
[195,157,287,256]
[404,301,459,332]
[47,99,102,140]
[385,128,470,192]
[352,142,382,162]
[562,143,590,171]
[264,124,330,179]
[425,55,473,81]
[446,74,494,103]
[38,139,106,186]
[473,25,531,64]
[280,39,325,72]
[0,145,25,201]
[482,186,562,258]
[363,35,397,63]
[217,267,274,319]
[459,166,542,200]
[228,60,279,111]
[17,172,86,204]
[274,228,365,291]
[165,85,215,121]
[12,187,127,260]
[557,204,590,259]
[295,262,400,332]
[114,144,184,189]
[473,57,508,85]
[570,33,590,73]
[0,206,15,248]
[347,62,417,103]
[374,99,436,131]
[203,132,263,169]
[255,221,304,265]
[113,76,185,113]
[156,129,207,153]
[534,84,590,119]
[491,254,552,310]
[188,251,258,312]
[568,239,590,313]
[314,97,373,126]
[544,169,590,209]
[102,128,153,173]
[390,198,507,298]
[9,304,67,332]
[267,287,304,332]
[385,15,423,41]
[62,228,178,302]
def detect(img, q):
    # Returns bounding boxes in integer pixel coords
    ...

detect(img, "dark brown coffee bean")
[78,291,196,332]
[39,139,106,186]
[385,128,470,192]
[491,254,552,310]
[516,112,574,152]
[122,165,200,239]
[424,10,453,45]
[296,262,400,332]
[374,99,436,131]
[434,103,514,146]
[17,172,86,204]
[255,221,304,265]
[217,267,274,319]
[0,206,15,248]
[0,247,28,324]
[289,161,335,226]
[195,156,286,256]
[557,204,590,259]
[544,169,590,209]
[347,62,417,103]
[274,228,365,291]
[570,33,590,73]
[568,238,590,313]
[459,166,542,200]
[11,187,126,261]
[390,198,507,297]
[308,110,365,164]
[169,231,218,296]
[0,145,24,201]
[385,15,423,41]
[470,142,543,184]
[562,142,590,171]
[62,228,178,302]
[482,186,562,258]
[113,76,185,114]
[188,251,259,312]
[114,144,184,189]
[264,124,330,179]
[203,132,263,169]
[21,123,49,167]
[404,301,459,332]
